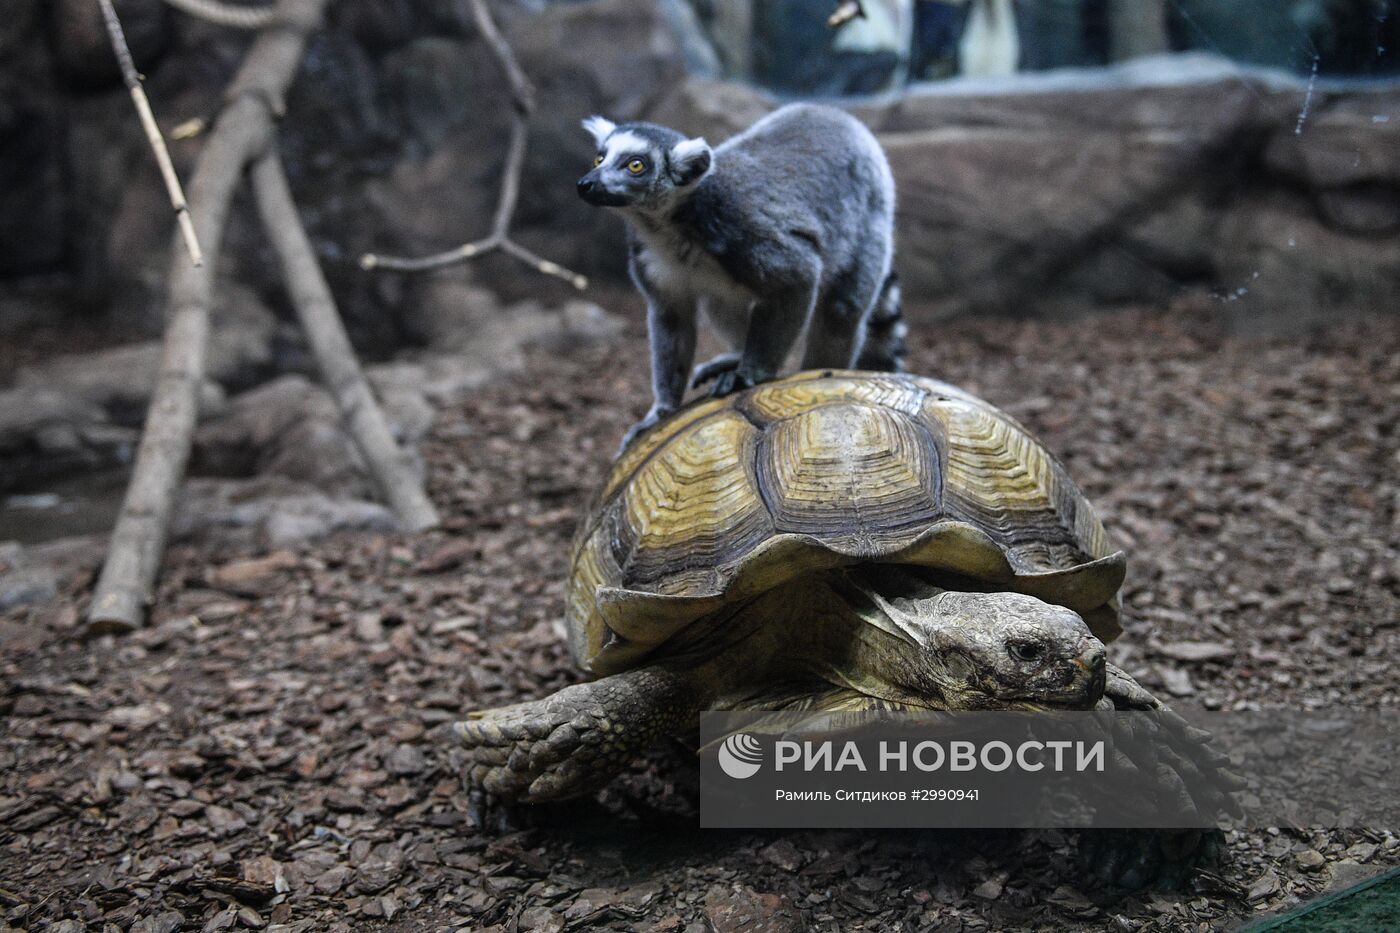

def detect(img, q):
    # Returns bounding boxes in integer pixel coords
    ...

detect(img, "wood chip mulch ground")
[2,300,1398,931]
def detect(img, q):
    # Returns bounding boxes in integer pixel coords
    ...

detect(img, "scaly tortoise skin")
[455,372,1239,886]
[567,370,1125,676]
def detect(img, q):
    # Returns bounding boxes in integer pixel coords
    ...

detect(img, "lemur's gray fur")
[576,104,905,451]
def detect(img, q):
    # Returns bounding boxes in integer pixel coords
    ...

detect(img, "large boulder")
[0,100,65,276]
[649,55,1400,325]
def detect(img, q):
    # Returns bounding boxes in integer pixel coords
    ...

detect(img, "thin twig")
[88,0,331,635]
[99,0,203,267]
[250,148,440,532]
[161,0,278,30]
[358,0,587,290]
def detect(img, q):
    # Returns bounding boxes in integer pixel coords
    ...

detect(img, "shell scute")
[755,402,942,554]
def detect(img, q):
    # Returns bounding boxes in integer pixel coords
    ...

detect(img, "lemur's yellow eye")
[592,155,604,167]
[627,158,647,175]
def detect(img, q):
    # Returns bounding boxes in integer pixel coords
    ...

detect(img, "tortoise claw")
[1077,828,1224,892]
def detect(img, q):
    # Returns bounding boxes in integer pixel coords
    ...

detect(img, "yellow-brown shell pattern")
[566,371,1122,673]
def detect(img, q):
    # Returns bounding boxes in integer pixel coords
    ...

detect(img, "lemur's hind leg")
[454,666,702,803]
[690,352,741,389]
[803,254,886,371]
[692,297,748,389]
[855,272,907,372]
[714,272,819,397]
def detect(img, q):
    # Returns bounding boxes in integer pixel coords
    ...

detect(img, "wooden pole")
[87,0,332,634]
[250,149,440,532]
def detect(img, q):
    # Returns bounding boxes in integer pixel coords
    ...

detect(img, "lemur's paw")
[710,368,762,398]
[617,405,673,456]
[690,352,742,389]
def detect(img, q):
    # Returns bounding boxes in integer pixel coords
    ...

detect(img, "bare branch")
[88,0,331,635]
[463,0,534,114]
[250,148,440,532]
[358,0,588,290]
[490,114,529,239]
[828,1,866,28]
[98,0,203,267]
[161,0,278,30]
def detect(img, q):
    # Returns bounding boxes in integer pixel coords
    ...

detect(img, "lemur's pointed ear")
[669,137,712,186]
[582,116,616,146]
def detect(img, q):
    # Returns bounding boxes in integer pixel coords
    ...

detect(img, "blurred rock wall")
[0,0,680,348]
[1,0,1397,351]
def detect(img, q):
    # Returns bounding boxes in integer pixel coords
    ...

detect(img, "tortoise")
[455,371,1237,881]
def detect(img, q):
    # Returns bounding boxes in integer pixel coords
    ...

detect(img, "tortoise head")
[831,567,1107,711]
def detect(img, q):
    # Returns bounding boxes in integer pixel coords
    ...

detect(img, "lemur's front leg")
[620,293,696,453]
[712,273,819,397]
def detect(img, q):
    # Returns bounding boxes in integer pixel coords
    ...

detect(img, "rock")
[703,885,805,933]
[313,865,352,895]
[1246,868,1280,903]
[972,874,1007,900]
[0,100,65,276]
[0,0,39,59]
[241,856,286,892]
[208,552,298,598]
[1325,859,1376,893]
[1345,842,1378,863]
[131,911,185,933]
[0,386,131,494]
[380,37,499,155]
[386,744,427,776]
[1157,665,1196,697]
[0,565,58,612]
[1154,641,1236,663]
[194,376,370,496]
[759,839,805,872]
[173,477,397,550]
[1295,848,1326,871]
[262,417,369,496]
[518,907,564,933]
[649,56,1400,326]
[352,843,405,894]
[402,275,504,350]
[1216,192,1400,332]
[355,612,386,643]
[262,496,394,547]
[11,286,274,427]
[532,300,628,352]
[0,535,105,611]
[649,78,779,145]
[378,386,436,446]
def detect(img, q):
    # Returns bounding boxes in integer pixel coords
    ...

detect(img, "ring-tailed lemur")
[576,103,906,452]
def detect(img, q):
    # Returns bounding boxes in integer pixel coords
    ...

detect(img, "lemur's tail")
[856,272,907,373]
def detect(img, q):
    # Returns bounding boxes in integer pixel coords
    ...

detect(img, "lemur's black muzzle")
[577,172,629,207]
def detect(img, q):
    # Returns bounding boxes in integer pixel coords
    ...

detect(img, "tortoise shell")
[568,371,1125,675]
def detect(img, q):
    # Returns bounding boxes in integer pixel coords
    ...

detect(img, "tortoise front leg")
[454,665,702,804]
[1098,663,1243,821]
[1078,664,1243,890]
